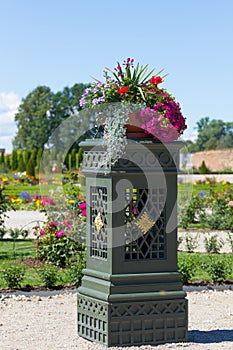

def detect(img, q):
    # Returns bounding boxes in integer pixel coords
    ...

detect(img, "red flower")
[117,65,121,70]
[118,86,129,94]
[150,76,163,85]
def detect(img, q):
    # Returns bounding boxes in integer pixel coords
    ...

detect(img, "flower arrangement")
[79,57,187,142]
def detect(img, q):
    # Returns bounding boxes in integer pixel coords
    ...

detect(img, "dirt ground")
[0,290,233,350]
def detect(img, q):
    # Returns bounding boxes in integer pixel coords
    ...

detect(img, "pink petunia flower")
[228,201,233,207]
[63,221,72,229]
[79,202,86,210]
[40,229,45,236]
[55,229,65,238]
[49,221,58,227]
[81,209,86,216]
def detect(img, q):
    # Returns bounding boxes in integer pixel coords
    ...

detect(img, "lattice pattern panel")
[125,188,166,260]
[90,186,108,259]
[110,299,187,346]
[78,296,108,345]
[84,150,108,169]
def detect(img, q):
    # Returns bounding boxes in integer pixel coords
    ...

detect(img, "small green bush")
[68,251,86,286]
[198,161,210,174]
[178,255,197,284]
[39,265,58,288]
[1,264,25,289]
[204,234,224,254]
[202,255,231,283]
[227,232,233,253]
[183,232,200,253]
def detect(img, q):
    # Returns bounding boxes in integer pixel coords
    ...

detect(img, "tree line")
[0,148,83,176]
[186,117,233,152]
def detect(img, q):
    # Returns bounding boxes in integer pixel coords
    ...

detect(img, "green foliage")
[0,186,13,238]
[204,234,224,254]
[11,149,18,170]
[13,84,88,151]
[226,232,233,253]
[178,255,197,284]
[68,251,86,286]
[183,232,200,253]
[1,264,25,289]
[194,117,233,152]
[39,264,58,288]
[185,117,233,152]
[198,161,210,174]
[70,149,77,169]
[35,220,81,267]
[202,255,232,283]
[17,152,26,172]
[26,158,35,177]
[0,151,5,164]
[179,193,206,229]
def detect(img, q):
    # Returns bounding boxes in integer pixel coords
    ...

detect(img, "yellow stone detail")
[94,212,104,232]
[134,211,154,235]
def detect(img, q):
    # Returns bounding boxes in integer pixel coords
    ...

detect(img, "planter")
[125,124,153,139]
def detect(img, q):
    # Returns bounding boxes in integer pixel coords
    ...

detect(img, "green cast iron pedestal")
[77,139,188,347]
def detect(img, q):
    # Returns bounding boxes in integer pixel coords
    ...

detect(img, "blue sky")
[0,0,233,152]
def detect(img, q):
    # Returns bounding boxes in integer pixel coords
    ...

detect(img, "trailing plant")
[1,264,25,289]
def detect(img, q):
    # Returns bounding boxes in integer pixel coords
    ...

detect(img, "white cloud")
[0,92,20,153]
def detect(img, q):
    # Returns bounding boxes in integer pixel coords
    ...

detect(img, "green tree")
[194,117,233,151]
[11,149,18,171]
[13,84,88,152]
[23,149,31,165]
[17,152,26,172]
[13,86,53,149]
[70,149,77,169]
[26,158,35,177]
[36,148,43,171]
[0,151,4,164]
[77,148,83,168]
[48,83,88,151]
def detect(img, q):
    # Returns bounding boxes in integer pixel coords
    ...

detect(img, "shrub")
[179,193,206,229]
[202,255,231,283]
[183,232,200,253]
[198,161,210,174]
[0,185,13,237]
[227,232,233,253]
[34,219,81,267]
[204,234,224,254]
[1,264,25,289]
[178,255,197,284]
[68,251,86,286]
[39,264,58,288]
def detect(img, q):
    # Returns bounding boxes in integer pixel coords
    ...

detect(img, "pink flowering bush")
[34,219,80,267]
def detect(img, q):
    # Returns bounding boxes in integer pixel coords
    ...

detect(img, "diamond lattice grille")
[125,188,166,260]
[90,186,108,259]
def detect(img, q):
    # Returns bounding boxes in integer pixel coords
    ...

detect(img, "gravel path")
[1,290,233,350]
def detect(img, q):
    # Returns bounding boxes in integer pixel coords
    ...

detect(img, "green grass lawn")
[0,239,80,289]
